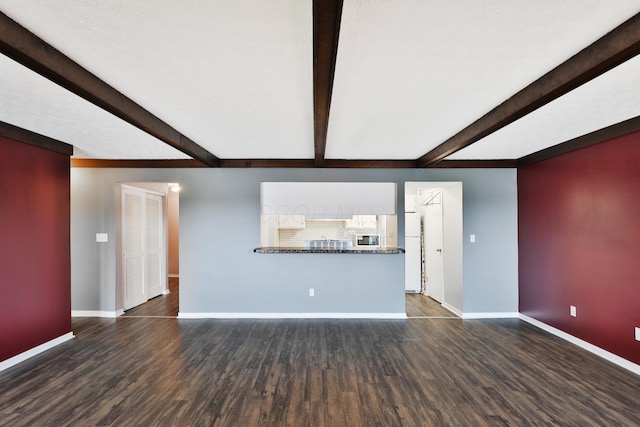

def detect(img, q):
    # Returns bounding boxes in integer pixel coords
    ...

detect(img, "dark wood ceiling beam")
[313,0,343,167]
[518,115,640,166]
[220,159,316,168]
[417,12,640,168]
[0,12,220,167]
[70,159,207,168]
[0,120,73,156]
[432,159,517,168]
[71,157,515,169]
[219,158,422,169]
[323,159,417,168]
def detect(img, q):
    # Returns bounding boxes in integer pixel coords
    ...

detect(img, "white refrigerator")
[404,212,422,293]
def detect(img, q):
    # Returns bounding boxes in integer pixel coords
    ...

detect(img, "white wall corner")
[0,332,74,373]
[441,303,463,317]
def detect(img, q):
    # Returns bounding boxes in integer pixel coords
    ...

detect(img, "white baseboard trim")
[463,312,519,319]
[71,310,123,318]
[161,289,171,295]
[519,314,640,376]
[441,303,463,317]
[178,312,408,319]
[0,332,74,373]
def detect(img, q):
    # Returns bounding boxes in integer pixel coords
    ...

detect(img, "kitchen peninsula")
[248,181,406,319]
[255,246,404,254]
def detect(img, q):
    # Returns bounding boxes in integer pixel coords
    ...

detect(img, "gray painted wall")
[70,167,518,315]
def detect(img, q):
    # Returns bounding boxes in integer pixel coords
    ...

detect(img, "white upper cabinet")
[345,215,377,229]
[261,182,396,218]
[277,215,306,229]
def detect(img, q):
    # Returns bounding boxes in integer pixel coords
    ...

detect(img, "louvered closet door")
[122,187,146,310]
[145,194,164,299]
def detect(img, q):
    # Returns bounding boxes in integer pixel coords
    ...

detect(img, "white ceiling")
[0,53,189,159]
[450,53,640,159]
[0,1,639,162]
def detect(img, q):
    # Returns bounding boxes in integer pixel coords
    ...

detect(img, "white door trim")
[120,184,167,311]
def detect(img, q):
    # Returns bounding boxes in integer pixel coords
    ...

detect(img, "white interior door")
[122,187,146,310]
[145,194,164,299]
[122,185,166,310]
[424,196,445,303]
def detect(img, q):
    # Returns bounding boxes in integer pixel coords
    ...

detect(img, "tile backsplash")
[279,220,377,247]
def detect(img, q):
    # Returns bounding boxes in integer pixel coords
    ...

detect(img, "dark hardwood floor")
[1,313,639,425]
[123,277,179,317]
[405,293,457,318]
[122,283,449,319]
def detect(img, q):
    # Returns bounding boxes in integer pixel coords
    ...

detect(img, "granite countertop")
[254,247,405,254]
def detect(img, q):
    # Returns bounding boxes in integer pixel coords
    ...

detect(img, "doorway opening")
[404,182,463,318]
[117,182,180,317]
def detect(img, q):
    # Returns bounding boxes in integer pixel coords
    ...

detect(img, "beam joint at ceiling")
[0,121,73,156]
[313,0,343,168]
[0,12,220,167]
[517,115,640,167]
[417,12,640,168]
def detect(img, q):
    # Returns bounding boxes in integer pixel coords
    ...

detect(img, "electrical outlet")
[309,288,314,297]
[570,306,577,317]
[635,327,640,341]
[470,234,476,243]
[96,233,108,243]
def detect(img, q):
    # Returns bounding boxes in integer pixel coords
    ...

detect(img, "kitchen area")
[256,182,401,254]
[259,213,398,252]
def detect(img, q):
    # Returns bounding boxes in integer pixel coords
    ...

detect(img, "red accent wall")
[519,131,640,365]
[0,137,71,362]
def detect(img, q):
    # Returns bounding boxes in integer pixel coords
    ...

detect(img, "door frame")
[117,183,169,312]
[404,182,463,315]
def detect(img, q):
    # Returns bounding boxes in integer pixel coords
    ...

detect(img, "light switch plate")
[635,327,640,341]
[470,234,476,243]
[570,305,577,317]
[96,233,108,243]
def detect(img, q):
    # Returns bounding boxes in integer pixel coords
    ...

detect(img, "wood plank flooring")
[1,314,639,425]
[122,280,451,319]
[123,277,179,317]
[405,293,457,318]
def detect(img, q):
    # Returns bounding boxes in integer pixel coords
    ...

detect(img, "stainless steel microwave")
[356,234,380,247]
